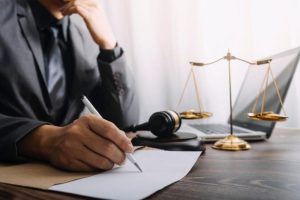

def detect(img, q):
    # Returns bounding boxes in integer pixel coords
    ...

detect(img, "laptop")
[181,47,300,141]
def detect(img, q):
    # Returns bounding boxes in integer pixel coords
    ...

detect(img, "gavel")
[123,110,182,138]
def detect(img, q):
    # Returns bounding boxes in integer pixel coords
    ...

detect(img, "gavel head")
[148,110,182,137]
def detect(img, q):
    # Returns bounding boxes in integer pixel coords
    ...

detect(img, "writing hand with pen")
[18,113,134,172]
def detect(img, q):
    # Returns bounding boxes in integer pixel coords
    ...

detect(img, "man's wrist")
[17,125,62,161]
[99,40,117,50]
[98,43,123,63]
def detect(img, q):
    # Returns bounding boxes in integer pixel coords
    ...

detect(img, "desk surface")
[1,128,300,200]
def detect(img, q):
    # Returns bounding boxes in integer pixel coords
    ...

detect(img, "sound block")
[132,131,205,152]
[136,131,197,142]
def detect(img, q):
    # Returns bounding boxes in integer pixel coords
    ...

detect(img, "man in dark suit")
[0,0,139,171]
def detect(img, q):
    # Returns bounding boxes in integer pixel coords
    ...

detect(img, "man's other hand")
[60,0,117,49]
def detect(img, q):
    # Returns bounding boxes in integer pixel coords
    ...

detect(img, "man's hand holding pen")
[18,115,134,172]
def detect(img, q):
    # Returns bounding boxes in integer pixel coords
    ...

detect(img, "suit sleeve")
[0,114,48,162]
[89,49,140,129]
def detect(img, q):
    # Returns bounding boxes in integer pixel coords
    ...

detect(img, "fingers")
[82,127,126,165]
[64,159,96,172]
[61,4,89,18]
[79,144,114,171]
[60,0,96,18]
[81,115,134,153]
[63,0,95,7]
[54,156,112,172]
[49,133,116,171]
[48,115,132,172]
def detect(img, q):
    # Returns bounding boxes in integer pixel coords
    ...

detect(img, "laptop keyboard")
[189,124,250,135]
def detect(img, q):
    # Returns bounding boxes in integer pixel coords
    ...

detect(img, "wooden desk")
[1,128,300,200]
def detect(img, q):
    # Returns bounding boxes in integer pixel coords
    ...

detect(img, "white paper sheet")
[50,150,201,200]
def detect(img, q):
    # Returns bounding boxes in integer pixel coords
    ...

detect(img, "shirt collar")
[28,0,69,40]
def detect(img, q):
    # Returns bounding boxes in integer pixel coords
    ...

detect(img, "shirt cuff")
[98,43,123,63]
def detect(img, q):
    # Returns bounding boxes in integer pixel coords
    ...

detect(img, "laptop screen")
[231,48,300,138]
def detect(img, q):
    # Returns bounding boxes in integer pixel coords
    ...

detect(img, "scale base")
[212,135,251,151]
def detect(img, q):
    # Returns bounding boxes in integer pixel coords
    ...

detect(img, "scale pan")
[180,110,213,119]
[248,111,288,122]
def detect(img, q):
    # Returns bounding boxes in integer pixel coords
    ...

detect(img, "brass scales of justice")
[176,51,288,151]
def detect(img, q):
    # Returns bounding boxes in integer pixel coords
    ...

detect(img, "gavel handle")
[123,122,149,133]
[123,125,136,132]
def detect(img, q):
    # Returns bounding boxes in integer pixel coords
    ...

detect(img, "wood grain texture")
[1,128,300,200]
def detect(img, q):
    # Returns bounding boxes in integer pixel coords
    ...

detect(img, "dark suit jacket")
[0,0,139,162]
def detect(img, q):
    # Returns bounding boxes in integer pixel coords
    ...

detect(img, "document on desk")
[50,150,201,200]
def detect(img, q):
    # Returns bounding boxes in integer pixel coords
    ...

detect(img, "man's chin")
[56,0,68,7]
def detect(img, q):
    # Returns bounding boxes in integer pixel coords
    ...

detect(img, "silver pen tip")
[134,163,143,172]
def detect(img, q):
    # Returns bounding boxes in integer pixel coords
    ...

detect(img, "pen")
[81,95,143,172]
